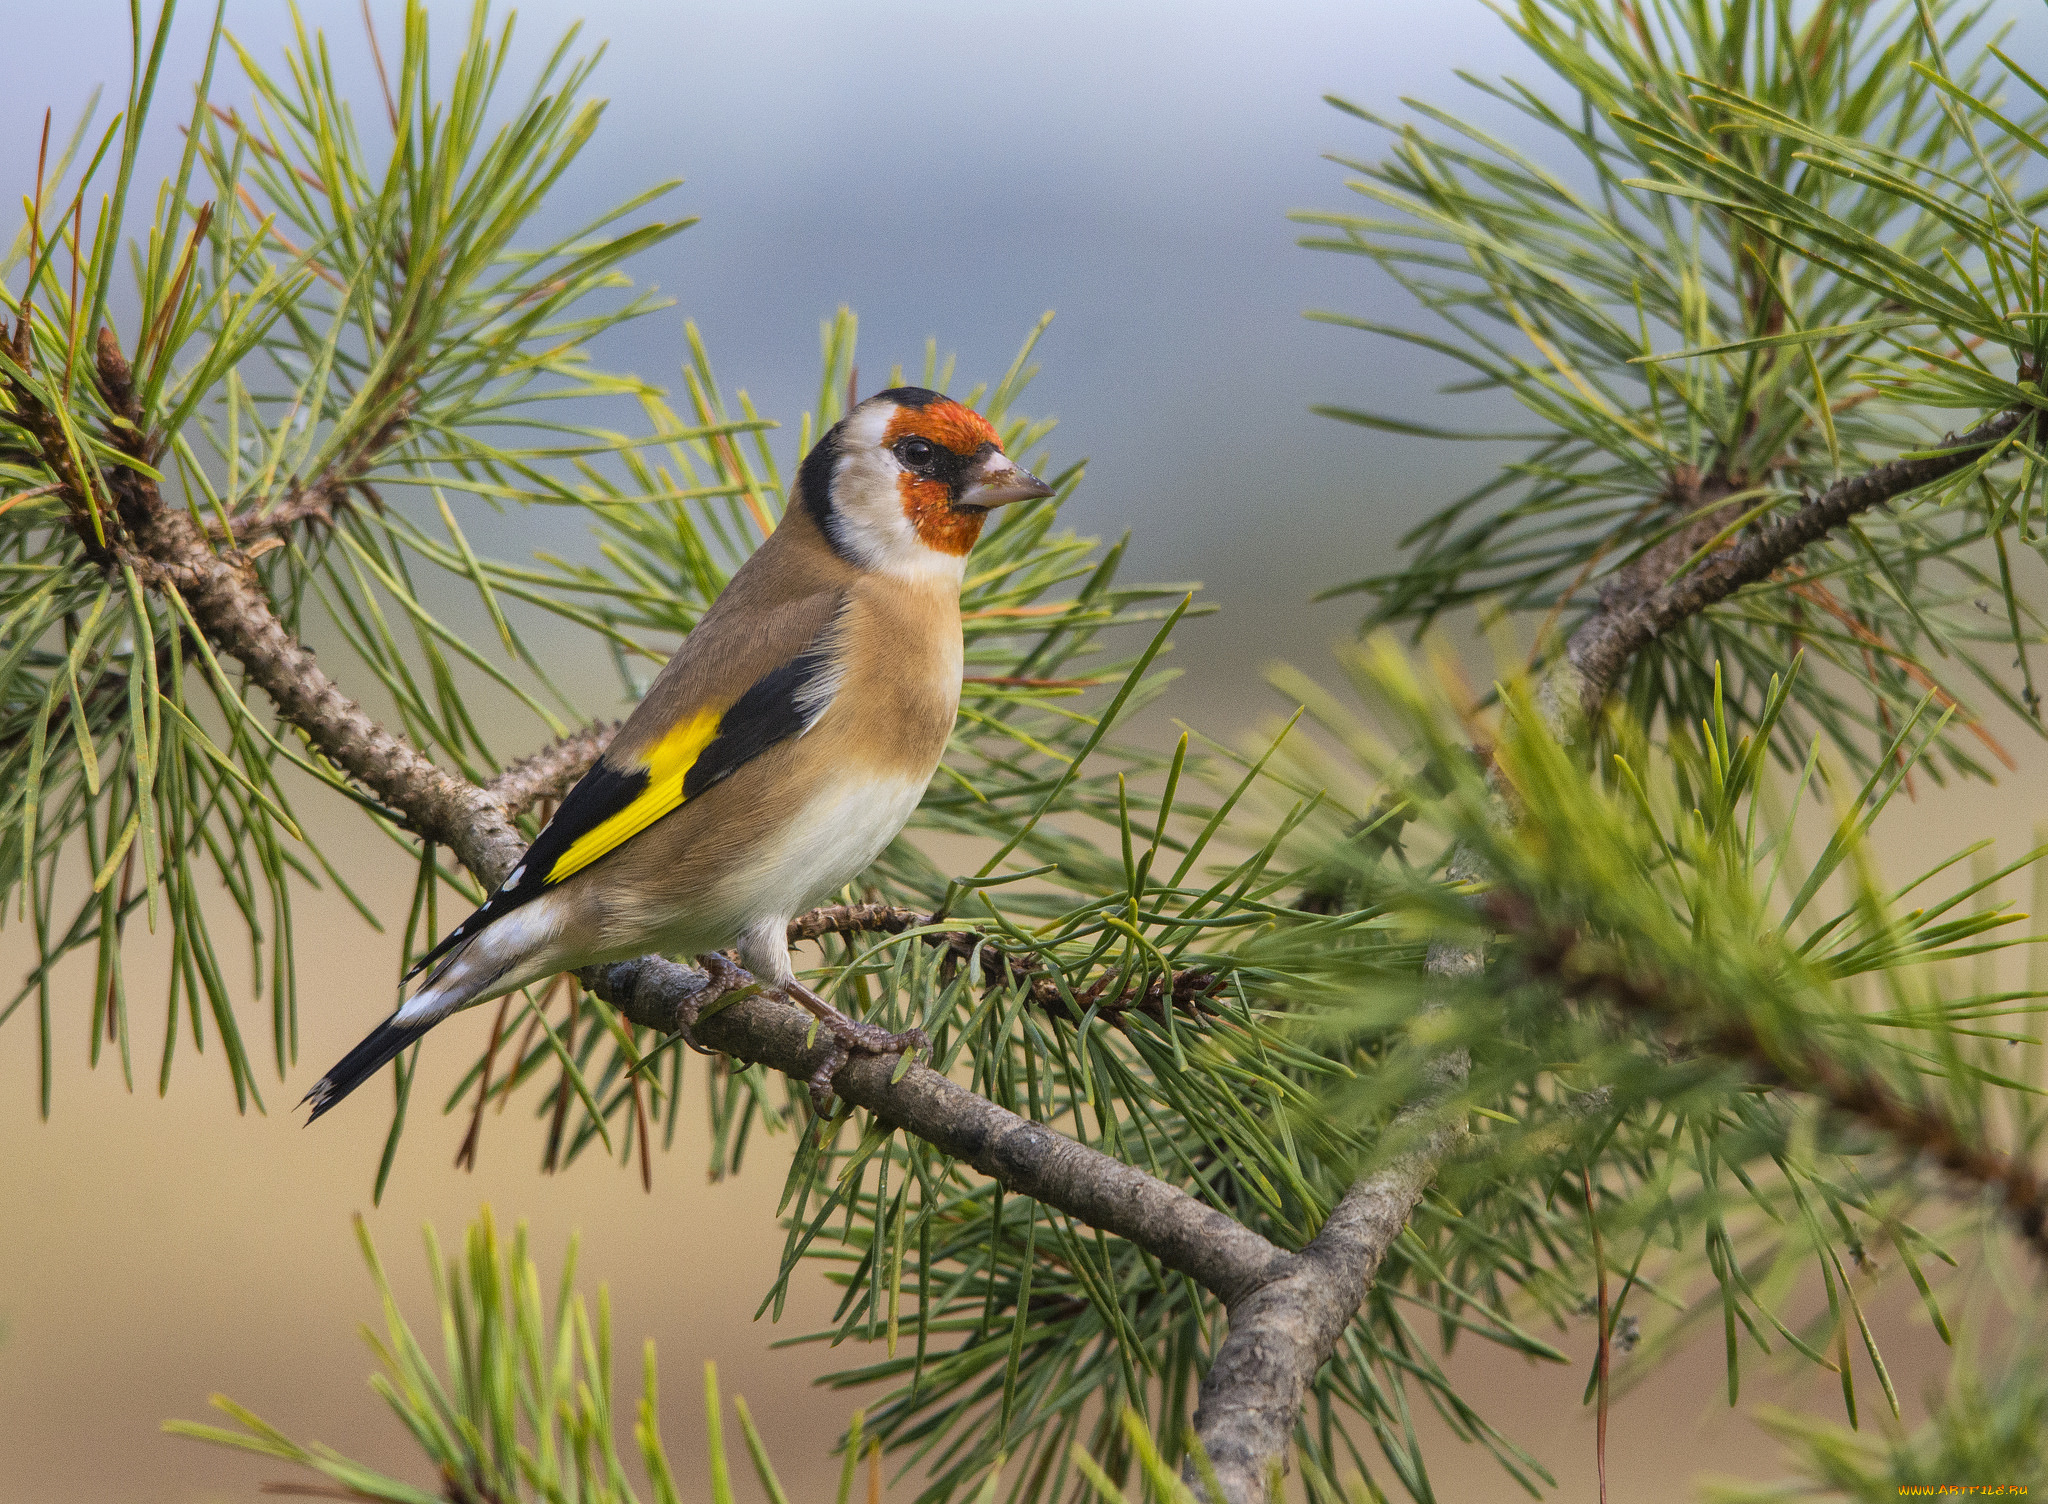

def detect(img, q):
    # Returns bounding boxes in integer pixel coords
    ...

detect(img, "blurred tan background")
[5,0,2046,1500]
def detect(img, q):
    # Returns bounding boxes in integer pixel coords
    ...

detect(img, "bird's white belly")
[651,771,928,957]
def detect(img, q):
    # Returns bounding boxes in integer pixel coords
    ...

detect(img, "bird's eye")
[895,437,937,471]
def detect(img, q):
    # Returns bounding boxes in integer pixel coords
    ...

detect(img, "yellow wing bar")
[544,707,722,885]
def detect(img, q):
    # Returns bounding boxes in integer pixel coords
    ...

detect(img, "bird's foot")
[779,977,930,1115]
[678,951,752,1049]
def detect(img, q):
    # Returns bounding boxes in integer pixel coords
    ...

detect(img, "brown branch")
[24,329,527,885]
[485,720,618,817]
[1185,921,1475,1502]
[586,955,1286,1303]
[206,398,414,545]
[1184,411,2037,1501]
[1563,410,2033,712]
[1494,893,2048,1261]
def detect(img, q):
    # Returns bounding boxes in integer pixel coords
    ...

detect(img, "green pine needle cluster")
[168,1209,871,1504]
[1278,641,2044,1432]
[1301,0,2048,783]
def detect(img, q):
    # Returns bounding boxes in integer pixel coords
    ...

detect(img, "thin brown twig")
[360,0,399,132]
[233,184,346,289]
[136,202,213,371]
[714,430,777,539]
[207,105,329,195]
[21,109,50,348]
[0,483,63,518]
[454,996,512,1172]
[1785,572,2017,769]
[630,1071,654,1193]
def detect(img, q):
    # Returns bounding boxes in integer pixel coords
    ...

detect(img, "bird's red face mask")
[883,402,1052,556]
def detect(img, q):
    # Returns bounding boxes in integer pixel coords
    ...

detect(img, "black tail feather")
[302,1015,433,1123]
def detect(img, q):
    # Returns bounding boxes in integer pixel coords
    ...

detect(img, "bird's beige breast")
[827,575,963,778]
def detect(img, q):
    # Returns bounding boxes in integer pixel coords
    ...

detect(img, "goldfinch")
[304,387,1053,1120]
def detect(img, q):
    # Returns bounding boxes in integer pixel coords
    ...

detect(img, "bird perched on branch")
[304,388,1054,1121]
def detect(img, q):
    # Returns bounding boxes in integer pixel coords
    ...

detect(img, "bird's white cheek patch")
[826,438,972,586]
[836,503,970,586]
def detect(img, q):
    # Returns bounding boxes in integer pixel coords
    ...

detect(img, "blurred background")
[2,1,2043,1500]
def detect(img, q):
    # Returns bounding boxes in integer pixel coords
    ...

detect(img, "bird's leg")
[778,976,931,1114]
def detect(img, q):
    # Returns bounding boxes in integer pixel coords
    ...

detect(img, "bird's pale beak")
[957,450,1056,510]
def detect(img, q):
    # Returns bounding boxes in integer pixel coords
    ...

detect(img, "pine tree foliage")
[1299,0,2048,782]
[0,1,1188,1142]
[170,1209,892,1504]
[0,0,702,1110]
[9,0,2048,1501]
[1276,644,2047,1432]
[169,1210,1228,1504]
[1272,0,2048,1491]
[1705,1344,2048,1499]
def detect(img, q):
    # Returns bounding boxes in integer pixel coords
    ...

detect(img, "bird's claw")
[695,950,747,998]
[677,951,749,1052]
[779,979,929,1115]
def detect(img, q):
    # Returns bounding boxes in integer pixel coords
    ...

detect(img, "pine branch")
[1190,941,1474,1504]
[1488,888,2048,1263]
[203,399,415,545]
[485,719,618,816]
[1562,410,2035,710]
[50,328,529,885]
[587,955,1286,1303]
[1183,415,2037,1499]
[786,900,925,942]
